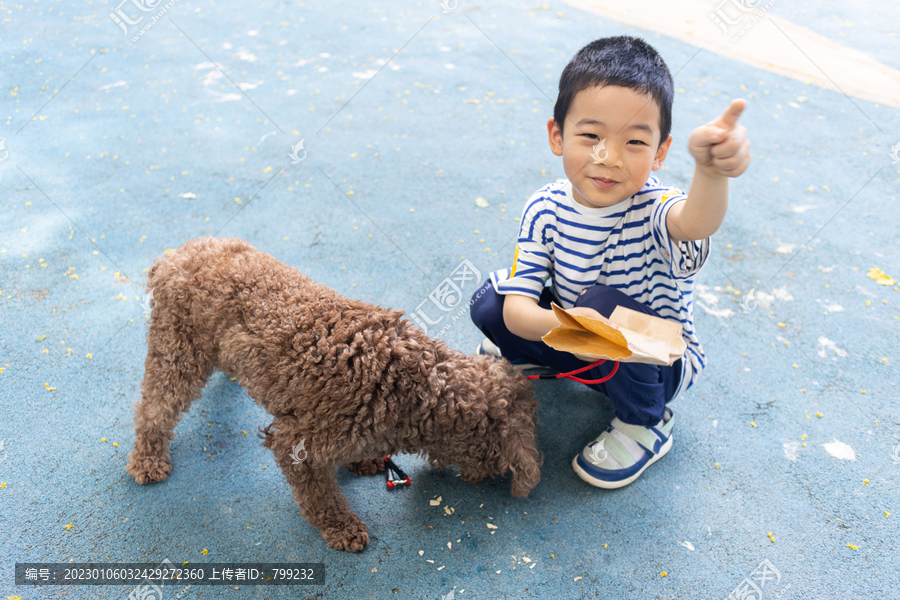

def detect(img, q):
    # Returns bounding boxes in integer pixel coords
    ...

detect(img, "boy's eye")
[628,140,646,146]
[581,134,600,140]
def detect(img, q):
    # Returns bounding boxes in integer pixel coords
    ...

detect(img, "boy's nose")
[594,141,620,167]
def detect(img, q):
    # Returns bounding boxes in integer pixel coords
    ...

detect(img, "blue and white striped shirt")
[490,176,710,396]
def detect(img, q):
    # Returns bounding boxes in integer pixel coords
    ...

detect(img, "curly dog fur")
[126,237,542,552]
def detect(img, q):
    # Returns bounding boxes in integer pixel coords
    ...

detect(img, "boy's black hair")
[553,35,674,147]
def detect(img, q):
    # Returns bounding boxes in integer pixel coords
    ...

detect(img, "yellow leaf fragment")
[867,267,895,286]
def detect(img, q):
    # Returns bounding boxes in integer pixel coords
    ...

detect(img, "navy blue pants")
[469,280,682,427]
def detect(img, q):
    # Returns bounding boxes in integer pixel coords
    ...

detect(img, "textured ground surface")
[1,0,898,598]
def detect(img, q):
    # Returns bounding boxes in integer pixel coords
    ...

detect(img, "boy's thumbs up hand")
[689,99,751,178]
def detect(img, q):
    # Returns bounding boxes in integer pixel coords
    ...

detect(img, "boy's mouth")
[590,176,618,190]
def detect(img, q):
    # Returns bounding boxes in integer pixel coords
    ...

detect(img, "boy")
[469,36,750,489]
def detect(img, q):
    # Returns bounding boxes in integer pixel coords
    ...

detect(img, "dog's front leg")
[261,417,370,553]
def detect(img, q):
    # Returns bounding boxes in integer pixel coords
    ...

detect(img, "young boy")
[469,36,750,489]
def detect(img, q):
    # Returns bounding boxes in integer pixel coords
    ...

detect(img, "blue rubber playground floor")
[1,0,899,598]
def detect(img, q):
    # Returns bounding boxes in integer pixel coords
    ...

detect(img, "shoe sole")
[475,343,542,371]
[571,434,673,490]
[510,363,543,371]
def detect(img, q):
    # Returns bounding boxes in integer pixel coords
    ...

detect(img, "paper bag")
[541,303,686,366]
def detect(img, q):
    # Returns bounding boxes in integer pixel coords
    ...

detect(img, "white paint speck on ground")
[772,288,794,301]
[754,291,774,308]
[233,50,257,62]
[679,540,695,551]
[776,243,796,254]
[816,299,845,312]
[822,440,856,461]
[783,441,801,462]
[818,337,848,358]
[696,302,735,319]
[202,71,223,86]
[792,205,817,213]
[818,265,836,273]
[698,290,719,305]
[256,131,277,146]
[207,91,241,102]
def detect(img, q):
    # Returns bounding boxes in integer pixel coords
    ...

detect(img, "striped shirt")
[490,176,710,396]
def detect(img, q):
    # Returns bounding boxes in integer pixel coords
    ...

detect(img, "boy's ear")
[651,134,673,171]
[546,118,564,157]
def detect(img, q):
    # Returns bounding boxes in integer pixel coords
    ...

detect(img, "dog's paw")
[343,458,386,476]
[126,452,172,484]
[323,517,369,553]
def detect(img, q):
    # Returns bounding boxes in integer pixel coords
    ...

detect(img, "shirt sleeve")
[491,196,554,300]
[651,187,710,280]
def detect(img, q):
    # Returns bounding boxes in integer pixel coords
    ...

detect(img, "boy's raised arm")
[667,99,751,242]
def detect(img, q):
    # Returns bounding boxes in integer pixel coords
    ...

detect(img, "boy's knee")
[574,284,659,319]
[469,279,503,329]
[573,284,622,318]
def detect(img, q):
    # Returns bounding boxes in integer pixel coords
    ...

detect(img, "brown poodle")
[126,237,542,552]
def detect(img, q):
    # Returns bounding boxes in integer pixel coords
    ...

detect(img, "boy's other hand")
[688,98,750,179]
[567,306,604,320]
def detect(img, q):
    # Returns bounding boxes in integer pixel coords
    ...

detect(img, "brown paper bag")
[541,303,686,366]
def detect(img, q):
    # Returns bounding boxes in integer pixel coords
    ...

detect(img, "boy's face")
[547,85,672,209]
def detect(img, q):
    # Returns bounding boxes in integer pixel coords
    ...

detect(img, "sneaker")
[572,407,674,489]
[475,338,542,371]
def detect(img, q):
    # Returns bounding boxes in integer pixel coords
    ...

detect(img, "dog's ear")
[503,429,542,497]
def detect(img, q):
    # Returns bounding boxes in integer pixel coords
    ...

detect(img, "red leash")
[520,359,619,385]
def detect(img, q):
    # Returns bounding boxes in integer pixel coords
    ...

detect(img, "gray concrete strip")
[562,0,900,108]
